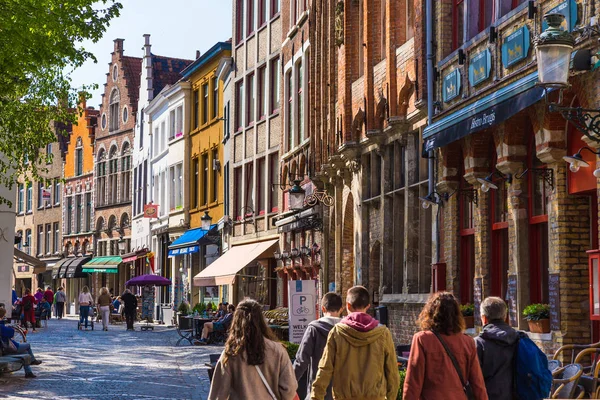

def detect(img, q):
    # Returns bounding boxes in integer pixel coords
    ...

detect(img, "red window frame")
[490,161,509,298]
[452,0,464,51]
[459,173,475,305]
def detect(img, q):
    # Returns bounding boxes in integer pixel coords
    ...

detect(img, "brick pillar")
[334,176,343,294]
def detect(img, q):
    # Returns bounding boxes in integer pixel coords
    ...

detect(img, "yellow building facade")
[183,42,232,228]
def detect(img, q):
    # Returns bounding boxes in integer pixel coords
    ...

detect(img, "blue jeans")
[16,342,35,374]
[79,306,91,327]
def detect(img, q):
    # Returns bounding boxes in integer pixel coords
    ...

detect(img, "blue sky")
[69,1,233,108]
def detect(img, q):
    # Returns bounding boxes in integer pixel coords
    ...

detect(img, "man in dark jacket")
[121,289,138,331]
[475,296,519,400]
[293,292,343,400]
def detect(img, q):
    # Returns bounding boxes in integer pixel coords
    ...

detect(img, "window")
[491,172,509,299]
[66,197,72,235]
[381,0,387,61]
[154,127,159,157]
[139,108,145,148]
[143,160,148,207]
[270,58,280,113]
[46,143,53,164]
[452,0,465,50]
[75,195,82,233]
[245,162,255,212]
[97,149,106,206]
[53,222,59,254]
[297,61,304,143]
[169,110,176,140]
[258,66,266,119]
[160,121,166,152]
[37,225,43,256]
[459,171,475,305]
[75,147,83,176]
[54,179,60,205]
[234,167,243,219]
[269,154,279,212]
[108,146,118,204]
[257,158,265,214]
[224,101,231,140]
[358,1,364,77]
[170,167,176,211]
[37,182,44,209]
[236,0,245,42]
[176,106,183,137]
[247,73,255,125]
[18,184,24,213]
[45,224,51,255]
[193,89,199,129]
[85,192,91,232]
[247,0,255,35]
[26,183,32,212]
[235,81,244,130]
[371,152,381,197]
[176,163,183,209]
[224,162,230,216]
[25,229,32,255]
[406,0,415,40]
[121,143,131,201]
[290,0,297,26]
[202,153,209,205]
[192,158,199,209]
[285,71,293,150]
[133,167,138,215]
[271,0,280,17]
[202,83,209,125]
[259,0,267,26]
[212,149,219,203]
[109,89,120,132]
[16,230,22,251]
[212,77,219,120]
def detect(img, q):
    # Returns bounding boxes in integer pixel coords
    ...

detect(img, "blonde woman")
[78,286,94,329]
[97,287,112,331]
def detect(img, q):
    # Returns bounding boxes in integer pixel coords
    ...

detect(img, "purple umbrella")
[126,274,171,287]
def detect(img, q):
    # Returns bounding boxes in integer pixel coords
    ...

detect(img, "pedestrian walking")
[121,289,137,331]
[0,307,42,378]
[208,299,298,400]
[55,287,66,319]
[21,289,37,333]
[293,292,343,400]
[403,292,488,400]
[43,286,54,319]
[97,287,112,331]
[78,286,94,329]
[311,286,399,400]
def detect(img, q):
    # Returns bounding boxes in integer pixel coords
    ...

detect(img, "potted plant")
[461,303,475,329]
[177,301,191,328]
[523,304,550,333]
[282,341,300,361]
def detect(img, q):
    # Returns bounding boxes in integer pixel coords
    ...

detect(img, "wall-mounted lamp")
[476,170,512,192]
[281,251,290,260]
[201,211,212,231]
[311,243,321,255]
[564,146,600,177]
[273,250,282,260]
[513,168,555,190]
[300,246,311,257]
[290,248,300,258]
[418,191,447,209]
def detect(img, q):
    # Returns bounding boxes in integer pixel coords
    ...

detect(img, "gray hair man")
[474,297,519,400]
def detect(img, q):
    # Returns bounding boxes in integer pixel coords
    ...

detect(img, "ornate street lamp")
[201,211,212,231]
[289,180,306,211]
[118,235,126,255]
[418,192,441,209]
[476,170,512,192]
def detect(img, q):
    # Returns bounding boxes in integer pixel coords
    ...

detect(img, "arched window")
[109,89,120,132]
[120,213,130,229]
[74,241,80,256]
[108,215,117,234]
[97,149,107,206]
[108,146,118,204]
[121,143,131,201]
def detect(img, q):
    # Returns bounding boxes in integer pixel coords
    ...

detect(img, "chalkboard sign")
[549,273,561,331]
[507,275,518,326]
[474,277,482,323]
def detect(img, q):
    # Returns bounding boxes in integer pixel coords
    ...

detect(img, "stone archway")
[341,193,355,299]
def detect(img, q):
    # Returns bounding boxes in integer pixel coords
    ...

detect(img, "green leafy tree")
[0,0,122,204]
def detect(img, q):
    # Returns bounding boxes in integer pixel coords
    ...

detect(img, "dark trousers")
[79,306,91,327]
[125,311,135,330]
[56,302,64,318]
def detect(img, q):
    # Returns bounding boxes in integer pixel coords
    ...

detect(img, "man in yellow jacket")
[311,285,400,400]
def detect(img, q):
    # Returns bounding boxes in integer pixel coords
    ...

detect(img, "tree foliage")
[0,0,122,205]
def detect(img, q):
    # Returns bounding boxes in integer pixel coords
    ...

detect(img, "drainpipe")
[425,0,439,263]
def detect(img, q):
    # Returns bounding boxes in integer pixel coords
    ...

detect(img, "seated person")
[213,303,226,320]
[0,307,42,378]
[38,298,51,320]
[198,304,235,344]
[112,297,122,313]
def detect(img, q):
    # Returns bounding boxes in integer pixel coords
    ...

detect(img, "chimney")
[196,50,201,59]
[114,38,124,54]
[144,34,154,101]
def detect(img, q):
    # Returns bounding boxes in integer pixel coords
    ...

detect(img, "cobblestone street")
[0,317,221,400]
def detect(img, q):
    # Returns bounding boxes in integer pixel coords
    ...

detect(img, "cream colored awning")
[193,239,278,287]
[14,248,45,268]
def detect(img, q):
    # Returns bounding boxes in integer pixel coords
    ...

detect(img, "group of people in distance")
[11,286,57,333]
[206,287,529,400]
[77,286,138,331]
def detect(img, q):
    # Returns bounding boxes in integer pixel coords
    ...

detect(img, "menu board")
[549,273,561,331]
[507,275,518,326]
[474,277,482,323]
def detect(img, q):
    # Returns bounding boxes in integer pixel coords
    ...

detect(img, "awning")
[52,258,71,279]
[65,256,92,278]
[13,248,44,268]
[82,256,122,274]
[423,71,546,152]
[168,225,217,257]
[193,239,278,287]
[121,249,149,263]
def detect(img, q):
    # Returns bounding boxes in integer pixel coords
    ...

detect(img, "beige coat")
[208,338,298,400]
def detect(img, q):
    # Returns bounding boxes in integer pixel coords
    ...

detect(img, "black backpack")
[23,298,32,312]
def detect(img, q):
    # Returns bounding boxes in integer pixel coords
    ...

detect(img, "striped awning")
[82,256,122,274]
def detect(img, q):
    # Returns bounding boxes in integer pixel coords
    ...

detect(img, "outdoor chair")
[548,359,562,373]
[554,342,600,365]
[573,348,600,398]
[110,305,124,324]
[551,363,585,399]
[175,317,194,346]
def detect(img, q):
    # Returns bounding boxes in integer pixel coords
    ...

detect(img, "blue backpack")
[515,331,553,400]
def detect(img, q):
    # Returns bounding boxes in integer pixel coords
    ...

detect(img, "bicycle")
[7,324,27,343]
[305,190,334,207]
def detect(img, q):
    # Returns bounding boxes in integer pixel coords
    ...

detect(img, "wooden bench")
[0,354,31,374]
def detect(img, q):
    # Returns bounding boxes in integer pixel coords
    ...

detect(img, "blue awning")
[423,71,545,153]
[167,225,217,257]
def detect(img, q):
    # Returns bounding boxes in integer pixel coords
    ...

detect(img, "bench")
[0,354,32,375]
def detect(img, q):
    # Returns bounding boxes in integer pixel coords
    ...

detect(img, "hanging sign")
[502,26,530,68]
[542,0,579,32]
[288,280,317,344]
[143,204,159,218]
[469,49,492,87]
[443,69,461,103]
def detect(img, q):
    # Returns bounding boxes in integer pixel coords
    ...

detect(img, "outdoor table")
[193,317,212,339]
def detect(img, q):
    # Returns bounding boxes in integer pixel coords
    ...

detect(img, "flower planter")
[463,316,474,329]
[528,319,550,334]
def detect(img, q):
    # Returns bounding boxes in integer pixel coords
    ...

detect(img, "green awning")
[82,256,122,274]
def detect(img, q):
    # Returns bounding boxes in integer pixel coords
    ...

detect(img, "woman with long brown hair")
[403,292,488,400]
[208,299,298,399]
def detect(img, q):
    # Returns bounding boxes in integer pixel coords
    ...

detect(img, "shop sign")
[542,0,579,32]
[168,245,199,256]
[17,265,29,273]
[442,69,461,103]
[502,26,530,68]
[288,280,317,344]
[469,49,492,87]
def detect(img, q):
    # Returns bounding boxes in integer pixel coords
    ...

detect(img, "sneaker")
[30,360,42,366]
[24,372,36,378]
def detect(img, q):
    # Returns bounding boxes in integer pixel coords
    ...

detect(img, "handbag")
[255,365,300,400]
[1,339,18,355]
[431,330,475,400]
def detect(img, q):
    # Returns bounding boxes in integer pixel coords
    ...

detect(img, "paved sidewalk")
[0,317,222,399]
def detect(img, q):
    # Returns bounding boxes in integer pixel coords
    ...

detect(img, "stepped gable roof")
[121,56,142,111]
[151,54,193,97]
